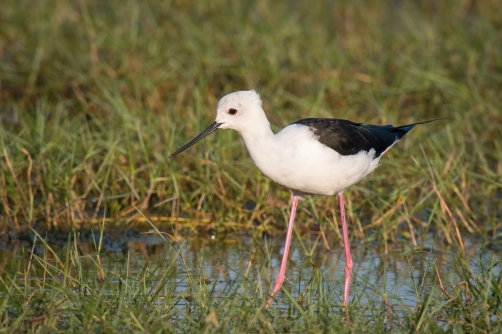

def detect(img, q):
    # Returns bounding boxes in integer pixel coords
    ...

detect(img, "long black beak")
[169,121,223,158]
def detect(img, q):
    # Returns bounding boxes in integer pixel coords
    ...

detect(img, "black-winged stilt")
[169,90,442,307]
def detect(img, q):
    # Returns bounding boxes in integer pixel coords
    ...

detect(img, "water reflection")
[0,230,500,312]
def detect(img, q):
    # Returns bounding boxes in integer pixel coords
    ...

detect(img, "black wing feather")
[292,118,440,157]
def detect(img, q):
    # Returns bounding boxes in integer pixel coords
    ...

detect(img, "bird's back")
[242,116,441,197]
[292,118,416,158]
[246,122,379,196]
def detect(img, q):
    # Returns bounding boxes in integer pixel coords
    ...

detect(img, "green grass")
[0,230,500,332]
[0,0,501,332]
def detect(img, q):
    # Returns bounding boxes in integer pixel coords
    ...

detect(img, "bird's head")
[169,90,265,158]
[214,90,263,131]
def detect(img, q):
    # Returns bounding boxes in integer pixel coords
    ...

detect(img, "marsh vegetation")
[0,0,501,332]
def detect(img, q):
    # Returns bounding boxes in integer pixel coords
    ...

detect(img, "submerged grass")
[0,0,502,332]
[0,229,500,332]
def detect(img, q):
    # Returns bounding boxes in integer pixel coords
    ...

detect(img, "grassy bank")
[1,0,500,239]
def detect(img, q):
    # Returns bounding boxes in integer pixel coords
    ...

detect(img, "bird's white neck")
[238,119,275,149]
[234,113,276,164]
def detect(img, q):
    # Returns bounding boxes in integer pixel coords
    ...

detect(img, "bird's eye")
[228,108,238,115]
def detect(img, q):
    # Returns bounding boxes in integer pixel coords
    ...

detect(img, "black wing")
[292,118,438,157]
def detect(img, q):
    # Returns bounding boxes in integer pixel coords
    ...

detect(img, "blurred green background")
[0,0,501,237]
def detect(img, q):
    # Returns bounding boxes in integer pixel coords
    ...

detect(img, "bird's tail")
[393,118,447,133]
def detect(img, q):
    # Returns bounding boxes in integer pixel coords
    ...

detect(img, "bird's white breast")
[243,124,380,196]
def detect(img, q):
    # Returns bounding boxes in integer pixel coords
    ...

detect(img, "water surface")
[3,229,499,315]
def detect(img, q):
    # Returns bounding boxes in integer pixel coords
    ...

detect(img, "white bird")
[170,90,442,306]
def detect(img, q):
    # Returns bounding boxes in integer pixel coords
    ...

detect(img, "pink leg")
[267,195,299,307]
[339,193,353,306]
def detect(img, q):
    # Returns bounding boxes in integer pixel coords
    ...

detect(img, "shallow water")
[3,228,499,315]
